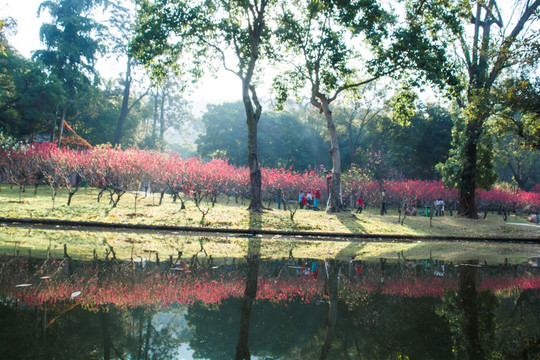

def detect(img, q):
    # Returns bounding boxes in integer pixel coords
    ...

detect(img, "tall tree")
[273,0,394,212]
[69,81,123,145]
[150,75,190,143]
[399,0,540,217]
[104,1,150,146]
[132,0,274,212]
[0,44,64,138]
[35,0,105,147]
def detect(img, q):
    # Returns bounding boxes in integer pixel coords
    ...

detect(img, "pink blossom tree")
[0,144,41,202]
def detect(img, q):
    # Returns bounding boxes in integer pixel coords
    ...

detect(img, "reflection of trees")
[437,262,540,360]
[185,298,328,359]
[130,307,156,360]
[3,283,539,359]
[235,254,260,359]
[337,295,451,359]
[0,301,195,359]
[2,254,540,359]
[183,294,453,359]
[496,288,540,358]
[0,303,134,359]
[235,232,262,360]
[319,259,339,360]
[459,262,485,359]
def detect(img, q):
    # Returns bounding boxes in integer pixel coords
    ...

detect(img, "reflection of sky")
[152,310,269,360]
[152,311,196,360]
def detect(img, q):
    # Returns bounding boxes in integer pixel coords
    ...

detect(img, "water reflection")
[1,242,540,359]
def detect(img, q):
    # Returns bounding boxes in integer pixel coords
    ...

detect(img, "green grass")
[1,185,539,264]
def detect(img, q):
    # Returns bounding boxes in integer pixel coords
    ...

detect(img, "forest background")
[0,0,539,204]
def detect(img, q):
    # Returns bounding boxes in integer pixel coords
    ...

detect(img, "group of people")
[298,189,322,210]
[294,259,319,279]
[434,198,445,216]
[296,189,368,214]
[297,187,446,217]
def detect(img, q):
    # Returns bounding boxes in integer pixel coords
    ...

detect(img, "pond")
[1,237,540,360]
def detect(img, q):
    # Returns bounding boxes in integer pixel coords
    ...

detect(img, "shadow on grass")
[248,212,263,231]
[335,211,368,234]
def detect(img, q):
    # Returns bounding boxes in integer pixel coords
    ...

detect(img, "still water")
[1,242,539,359]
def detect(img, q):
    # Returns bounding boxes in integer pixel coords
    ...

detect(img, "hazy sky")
[2,0,46,57]
[1,0,245,113]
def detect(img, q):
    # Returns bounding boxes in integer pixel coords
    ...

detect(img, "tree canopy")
[0,43,64,138]
[272,0,396,212]
[132,0,276,211]
[398,0,540,216]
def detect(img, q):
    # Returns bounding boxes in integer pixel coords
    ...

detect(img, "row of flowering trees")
[0,143,538,214]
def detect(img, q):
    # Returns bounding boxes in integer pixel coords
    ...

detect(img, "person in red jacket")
[313,188,321,209]
[356,196,364,214]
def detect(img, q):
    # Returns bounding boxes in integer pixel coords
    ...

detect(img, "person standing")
[440,198,445,217]
[356,196,364,214]
[434,199,441,216]
[313,188,321,209]
[298,190,305,209]
[306,190,313,208]
[380,189,387,215]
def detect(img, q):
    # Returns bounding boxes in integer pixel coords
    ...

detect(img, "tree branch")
[487,0,540,87]
[330,74,386,103]
[128,87,151,112]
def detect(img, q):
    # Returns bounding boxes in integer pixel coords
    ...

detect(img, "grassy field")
[1,185,539,263]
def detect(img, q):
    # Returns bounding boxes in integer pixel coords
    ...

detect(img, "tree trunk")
[244,89,263,212]
[247,126,262,212]
[458,261,484,360]
[113,57,133,146]
[159,89,166,139]
[67,192,74,206]
[101,309,111,360]
[235,253,260,360]
[234,0,267,212]
[50,113,58,143]
[506,161,528,191]
[321,100,343,213]
[57,106,67,147]
[152,89,159,138]
[458,121,481,218]
[347,121,354,168]
[319,260,339,360]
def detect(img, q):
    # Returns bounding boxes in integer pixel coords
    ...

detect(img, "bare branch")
[127,87,151,112]
[487,0,540,86]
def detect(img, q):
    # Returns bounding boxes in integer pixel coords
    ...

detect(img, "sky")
[1,0,244,114]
